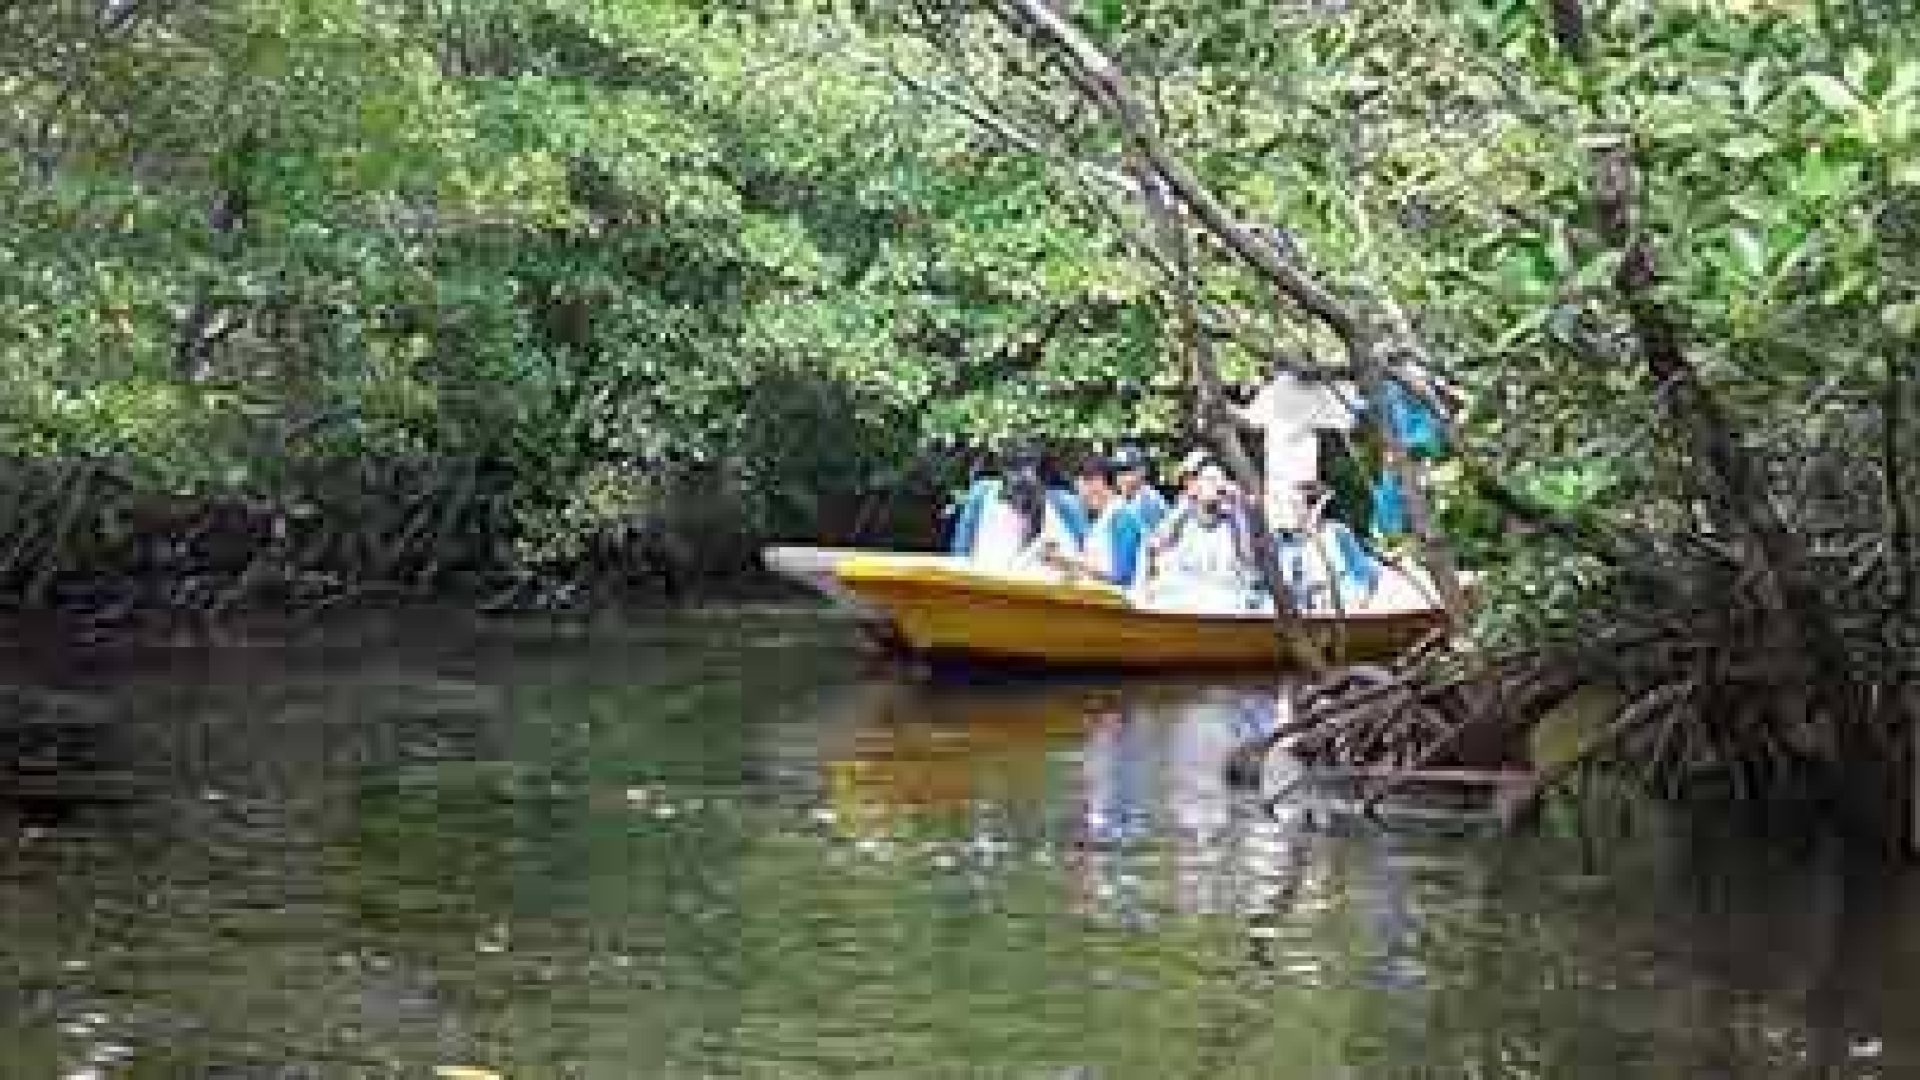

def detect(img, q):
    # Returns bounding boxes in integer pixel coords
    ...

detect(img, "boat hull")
[833,555,1445,671]
[762,545,878,616]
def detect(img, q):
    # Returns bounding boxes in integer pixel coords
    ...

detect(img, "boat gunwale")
[834,553,1448,628]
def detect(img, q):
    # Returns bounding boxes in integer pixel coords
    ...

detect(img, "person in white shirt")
[1233,369,1358,534]
[971,464,1077,576]
[1139,464,1258,612]
[1273,480,1384,612]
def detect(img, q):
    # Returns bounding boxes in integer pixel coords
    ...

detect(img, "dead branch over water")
[1278,434,1920,852]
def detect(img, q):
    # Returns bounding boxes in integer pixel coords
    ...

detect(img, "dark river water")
[1,613,1916,1079]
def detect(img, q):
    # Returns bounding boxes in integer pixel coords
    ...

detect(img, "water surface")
[0,615,1914,1079]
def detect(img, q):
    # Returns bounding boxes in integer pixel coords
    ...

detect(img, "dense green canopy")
[0,0,1914,634]
[0,1,1182,599]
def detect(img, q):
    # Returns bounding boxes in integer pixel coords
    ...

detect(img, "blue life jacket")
[1331,522,1383,594]
[948,478,1089,556]
[1089,502,1148,588]
[1369,379,1445,541]
[1051,488,1091,546]
[1126,486,1170,536]
[1276,522,1383,602]
[1372,471,1408,540]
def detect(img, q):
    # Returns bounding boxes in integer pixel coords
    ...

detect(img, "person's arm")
[1039,525,1113,584]
[1145,504,1188,558]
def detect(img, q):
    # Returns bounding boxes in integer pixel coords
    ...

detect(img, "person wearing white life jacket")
[1274,480,1385,613]
[1139,464,1259,612]
[970,463,1078,576]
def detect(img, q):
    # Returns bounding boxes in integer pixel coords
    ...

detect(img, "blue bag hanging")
[1384,381,1446,459]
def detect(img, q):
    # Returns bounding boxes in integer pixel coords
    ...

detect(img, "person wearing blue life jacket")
[948,449,1089,558]
[1107,444,1169,536]
[1038,454,1148,588]
[1277,480,1386,611]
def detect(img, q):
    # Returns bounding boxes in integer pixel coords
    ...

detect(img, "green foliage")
[0,0,1190,603]
[2,0,1916,612]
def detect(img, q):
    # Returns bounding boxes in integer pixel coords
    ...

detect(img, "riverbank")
[0,570,844,652]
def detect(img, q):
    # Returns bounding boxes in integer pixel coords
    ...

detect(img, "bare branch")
[997,0,1364,347]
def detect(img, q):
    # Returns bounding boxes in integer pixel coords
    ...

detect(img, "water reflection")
[815,674,1436,977]
[0,625,1918,1079]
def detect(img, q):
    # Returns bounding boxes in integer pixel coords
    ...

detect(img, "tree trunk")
[1132,166,1327,671]
[1553,1,1883,841]
[998,0,1470,622]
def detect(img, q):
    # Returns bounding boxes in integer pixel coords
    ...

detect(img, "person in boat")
[1232,367,1360,535]
[1039,454,1148,588]
[1172,448,1211,508]
[1275,480,1384,612]
[966,460,1081,575]
[947,446,1089,559]
[1107,444,1169,534]
[1152,448,1214,534]
[1143,449,1205,567]
[1139,463,1260,611]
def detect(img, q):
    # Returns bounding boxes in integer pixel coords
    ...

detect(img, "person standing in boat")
[947,446,1088,560]
[1232,368,1359,535]
[1039,455,1148,588]
[1276,479,1384,612]
[1139,463,1259,611]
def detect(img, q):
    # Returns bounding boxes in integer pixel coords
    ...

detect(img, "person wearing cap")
[1040,454,1148,588]
[1107,444,1169,535]
[1150,447,1256,550]
[1176,448,1212,498]
[1159,448,1213,524]
[1142,449,1208,567]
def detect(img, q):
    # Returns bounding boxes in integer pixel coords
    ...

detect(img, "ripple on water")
[2,638,1918,1079]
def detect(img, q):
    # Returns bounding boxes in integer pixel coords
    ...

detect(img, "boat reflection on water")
[815,679,1091,842]
[811,676,1441,989]
[1070,684,1290,927]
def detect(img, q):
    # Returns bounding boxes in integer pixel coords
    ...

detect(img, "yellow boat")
[829,552,1447,671]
